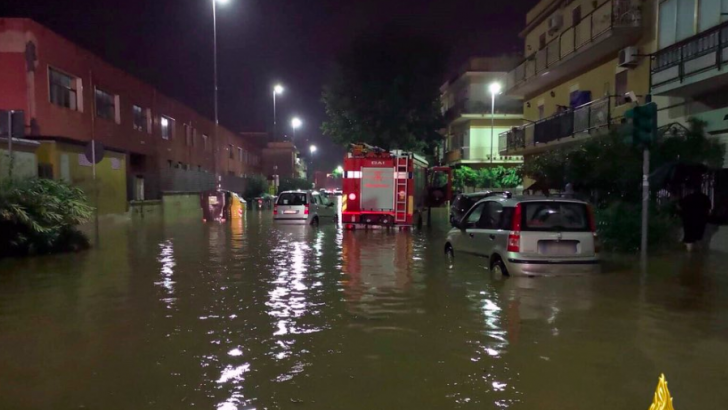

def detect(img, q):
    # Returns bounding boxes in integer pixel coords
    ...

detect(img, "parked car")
[274,190,337,226]
[445,196,600,276]
[450,191,510,226]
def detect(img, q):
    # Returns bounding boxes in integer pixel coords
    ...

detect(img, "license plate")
[538,240,578,255]
[283,210,298,214]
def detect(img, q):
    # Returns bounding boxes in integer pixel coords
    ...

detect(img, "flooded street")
[1,211,728,409]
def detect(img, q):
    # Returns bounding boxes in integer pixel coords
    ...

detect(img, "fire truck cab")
[341,143,450,229]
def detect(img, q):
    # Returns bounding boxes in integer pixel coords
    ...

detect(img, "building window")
[161,116,173,140]
[49,68,78,110]
[133,105,148,132]
[184,124,194,146]
[572,5,581,26]
[538,104,545,120]
[192,128,197,147]
[228,144,234,159]
[202,134,209,151]
[238,147,244,162]
[539,33,546,50]
[95,88,116,121]
[615,70,628,106]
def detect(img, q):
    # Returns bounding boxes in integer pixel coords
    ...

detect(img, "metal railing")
[444,99,523,122]
[507,0,640,91]
[500,96,614,153]
[651,20,728,88]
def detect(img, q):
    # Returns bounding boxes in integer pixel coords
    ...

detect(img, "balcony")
[444,147,523,166]
[651,21,728,97]
[506,0,641,97]
[444,99,523,124]
[500,96,617,155]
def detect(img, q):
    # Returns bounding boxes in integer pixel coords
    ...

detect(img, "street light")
[291,117,302,141]
[489,82,502,164]
[336,165,343,174]
[212,0,230,182]
[273,84,284,142]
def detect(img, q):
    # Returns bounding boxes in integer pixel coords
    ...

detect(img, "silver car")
[274,190,337,226]
[445,196,600,277]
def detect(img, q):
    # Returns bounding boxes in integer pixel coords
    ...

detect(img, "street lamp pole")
[273,85,283,142]
[309,145,317,182]
[212,0,222,184]
[489,82,502,165]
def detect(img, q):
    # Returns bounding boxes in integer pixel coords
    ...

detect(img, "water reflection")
[2,213,728,410]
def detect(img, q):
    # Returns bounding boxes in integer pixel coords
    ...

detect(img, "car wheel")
[491,258,509,278]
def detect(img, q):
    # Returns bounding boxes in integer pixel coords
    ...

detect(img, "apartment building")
[650,0,728,168]
[0,18,263,214]
[441,56,524,168]
[500,0,649,158]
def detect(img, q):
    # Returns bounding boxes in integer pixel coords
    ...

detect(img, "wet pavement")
[1,210,728,409]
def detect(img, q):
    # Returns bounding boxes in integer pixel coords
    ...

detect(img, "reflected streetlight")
[489,82,502,164]
[273,84,284,142]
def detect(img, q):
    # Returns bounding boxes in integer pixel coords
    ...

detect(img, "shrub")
[278,177,312,192]
[595,201,680,253]
[0,178,93,258]
[243,175,269,200]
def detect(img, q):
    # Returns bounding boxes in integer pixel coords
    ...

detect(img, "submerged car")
[274,190,336,226]
[450,191,510,226]
[445,195,600,276]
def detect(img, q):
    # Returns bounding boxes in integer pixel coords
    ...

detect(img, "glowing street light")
[310,145,317,154]
[489,81,503,164]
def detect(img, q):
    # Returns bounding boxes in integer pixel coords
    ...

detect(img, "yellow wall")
[36,141,128,215]
[523,57,651,121]
[524,0,600,58]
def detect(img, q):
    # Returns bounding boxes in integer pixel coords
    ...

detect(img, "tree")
[243,175,269,200]
[321,30,448,155]
[278,177,311,193]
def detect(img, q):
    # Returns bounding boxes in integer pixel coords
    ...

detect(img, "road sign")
[85,141,105,164]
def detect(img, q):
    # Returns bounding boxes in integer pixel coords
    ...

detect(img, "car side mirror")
[455,219,465,230]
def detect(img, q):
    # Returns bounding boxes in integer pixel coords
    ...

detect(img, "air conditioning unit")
[619,46,639,67]
[548,14,564,34]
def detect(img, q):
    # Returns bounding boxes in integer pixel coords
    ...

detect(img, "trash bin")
[227,192,246,220]
[201,190,226,222]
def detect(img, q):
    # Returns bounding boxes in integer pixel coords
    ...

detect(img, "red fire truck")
[341,143,452,230]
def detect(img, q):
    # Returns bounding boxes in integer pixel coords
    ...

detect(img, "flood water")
[1,211,728,409]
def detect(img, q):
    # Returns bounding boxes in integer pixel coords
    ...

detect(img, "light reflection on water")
[1,211,728,409]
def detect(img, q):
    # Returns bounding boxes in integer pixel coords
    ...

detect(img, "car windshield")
[277,193,308,206]
[521,202,589,232]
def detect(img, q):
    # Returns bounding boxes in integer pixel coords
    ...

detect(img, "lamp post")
[291,117,302,141]
[212,0,229,184]
[489,82,502,164]
[273,84,283,142]
[309,145,317,182]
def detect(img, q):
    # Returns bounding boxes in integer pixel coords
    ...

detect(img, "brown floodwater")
[1,210,727,409]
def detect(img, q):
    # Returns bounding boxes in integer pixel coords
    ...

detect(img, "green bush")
[595,202,680,253]
[0,178,94,258]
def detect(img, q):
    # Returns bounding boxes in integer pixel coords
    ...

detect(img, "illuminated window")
[161,116,173,140]
[133,105,148,132]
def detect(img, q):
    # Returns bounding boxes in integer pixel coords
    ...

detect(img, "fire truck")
[341,143,452,230]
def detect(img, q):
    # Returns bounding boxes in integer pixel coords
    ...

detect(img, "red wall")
[0,18,262,176]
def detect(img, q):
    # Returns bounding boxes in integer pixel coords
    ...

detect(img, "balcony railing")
[651,20,728,90]
[507,0,640,92]
[444,99,523,122]
[500,97,614,153]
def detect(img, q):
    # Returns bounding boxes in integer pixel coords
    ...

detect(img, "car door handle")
[489,234,496,240]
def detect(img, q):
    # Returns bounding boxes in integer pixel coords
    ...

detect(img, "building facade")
[441,57,524,168]
[0,18,263,214]
[261,141,307,180]
[650,0,728,168]
[501,0,649,159]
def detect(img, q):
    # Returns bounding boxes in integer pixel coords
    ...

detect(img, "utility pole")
[7,110,13,178]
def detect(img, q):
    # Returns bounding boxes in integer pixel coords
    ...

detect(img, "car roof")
[278,190,314,195]
[474,195,589,207]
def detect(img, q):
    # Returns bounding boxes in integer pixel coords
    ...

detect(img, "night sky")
[1,0,537,171]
